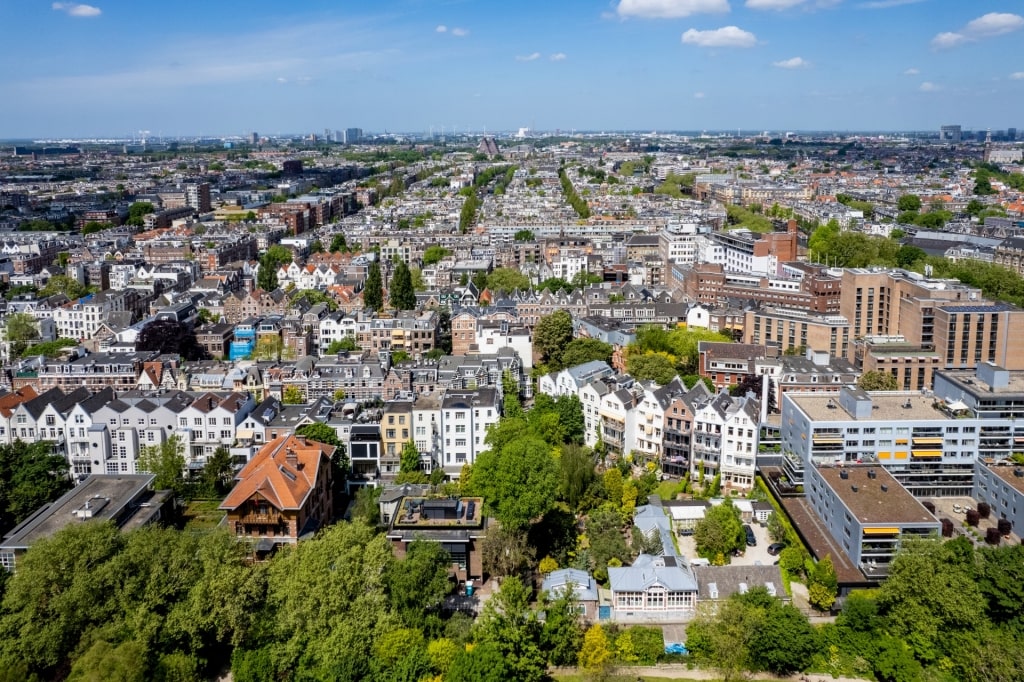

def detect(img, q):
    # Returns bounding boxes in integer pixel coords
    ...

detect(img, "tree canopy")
[389,259,416,310]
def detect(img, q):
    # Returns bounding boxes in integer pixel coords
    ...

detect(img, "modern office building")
[780,385,1009,497]
[940,125,962,143]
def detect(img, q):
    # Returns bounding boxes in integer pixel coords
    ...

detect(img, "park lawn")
[183,499,225,531]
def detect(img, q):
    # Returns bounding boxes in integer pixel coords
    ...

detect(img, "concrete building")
[780,386,1009,497]
[439,387,500,477]
[972,463,1024,539]
[0,474,170,572]
[806,465,940,579]
[743,307,851,360]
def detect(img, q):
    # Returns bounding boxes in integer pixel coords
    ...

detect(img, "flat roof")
[986,464,1024,495]
[0,474,155,550]
[792,392,944,422]
[817,466,936,525]
[938,368,1024,396]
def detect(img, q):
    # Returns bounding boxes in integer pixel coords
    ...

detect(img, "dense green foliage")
[558,168,591,219]
[389,259,417,310]
[626,325,733,379]
[725,204,775,232]
[0,441,73,535]
[364,260,383,311]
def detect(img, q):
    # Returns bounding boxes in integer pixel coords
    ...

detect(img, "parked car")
[743,524,756,546]
[767,543,786,556]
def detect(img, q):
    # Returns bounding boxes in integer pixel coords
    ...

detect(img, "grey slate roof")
[608,554,699,593]
[542,568,600,602]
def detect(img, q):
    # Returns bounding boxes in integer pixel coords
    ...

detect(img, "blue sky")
[2,0,1023,137]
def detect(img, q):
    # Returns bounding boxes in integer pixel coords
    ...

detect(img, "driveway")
[675,519,778,566]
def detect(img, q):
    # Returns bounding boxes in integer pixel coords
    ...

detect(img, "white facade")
[439,389,500,477]
[690,392,760,490]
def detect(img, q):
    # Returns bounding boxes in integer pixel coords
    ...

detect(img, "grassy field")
[182,499,225,531]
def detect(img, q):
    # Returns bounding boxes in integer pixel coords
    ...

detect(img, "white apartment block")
[439,387,500,478]
[690,391,760,491]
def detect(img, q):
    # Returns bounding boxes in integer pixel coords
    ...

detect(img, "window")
[455,438,467,447]
[194,417,202,425]
[45,415,56,426]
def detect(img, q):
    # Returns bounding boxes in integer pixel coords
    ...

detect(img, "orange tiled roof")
[220,435,334,512]
[0,386,39,418]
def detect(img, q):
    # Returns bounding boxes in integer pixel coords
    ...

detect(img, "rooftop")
[817,466,937,525]
[390,496,484,529]
[1,474,158,551]
[938,368,1024,396]
[986,463,1024,495]
[792,392,942,422]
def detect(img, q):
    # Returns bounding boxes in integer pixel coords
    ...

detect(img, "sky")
[1,0,1023,137]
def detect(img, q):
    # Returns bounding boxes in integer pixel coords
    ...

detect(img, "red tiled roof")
[220,434,334,512]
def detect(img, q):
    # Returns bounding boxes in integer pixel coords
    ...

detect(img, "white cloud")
[276,77,288,83]
[52,2,101,17]
[919,81,941,92]
[694,91,706,98]
[450,27,469,37]
[516,52,541,62]
[549,53,567,61]
[932,12,1024,49]
[435,25,447,33]
[681,25,757,47]
[616,0,730,19]
[903,67,919,75]
[773,56,810,68]
[746,0,807,9]
[1010,72,1024,80]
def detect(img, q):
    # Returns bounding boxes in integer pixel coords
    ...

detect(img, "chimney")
[285,448,298,468]
[295,435,306,446]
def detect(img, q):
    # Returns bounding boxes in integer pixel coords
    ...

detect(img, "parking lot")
[676,518,779,566]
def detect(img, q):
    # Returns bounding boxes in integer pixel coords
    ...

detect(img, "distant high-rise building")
[344,128,363,144]
[332,130,343,143]
[249,131,259,145]
[1009,128,1017,142]
[185,183,211,213]
[939,125,962,143]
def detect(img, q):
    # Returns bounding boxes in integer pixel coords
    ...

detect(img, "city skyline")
[2,0,1023,137]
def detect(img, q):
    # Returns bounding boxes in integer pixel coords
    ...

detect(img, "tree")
[329,233,350,253]
[294,422,341,447]
[447,642,508,682]
[533,310,574,367]
[766,512,787,544]
[421,245,451,265]
[857,370,899,391]
[474,576,546,682]
[281,386,304,404]
[560,337,613,368]
[481,526,536,580]
[514,229,535,242]
[17,338,77,359]
[309,239,324,254]
[364,260,383,312]
[586,507,630,581]
[694,498,744,561]
[540,587,583,666]
[471,434,558,531]
[384,540,451,626]
[559,444,595,511]
[626,351,678,385]
[126,201,155,226]
[137,435,187,495]
[409,266,426,292]
[396,440,427,484]
[39,274,90,300]
[292,289,338,312]
[0,441,73,534]
[389,259,416,310]
[808,554,838,611]
[897,194,922,212]
[250,335,284,361]
[578,624,613,675]
[486,267,531,293]
[877,538,984,663]
[199,446,235,497]
[326,337,359,354]
[3,312,39,358]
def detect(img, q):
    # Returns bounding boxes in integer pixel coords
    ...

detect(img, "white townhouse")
[412,391,444,474]
[439,387,501,478]
[634,383,666,466]
[177,391,256,467]
[538,360,615,398]
[690,390,760,491]
[598,385,639,460]
[318,313,361,355]
[91,390,195,477]
[580,380,611,449]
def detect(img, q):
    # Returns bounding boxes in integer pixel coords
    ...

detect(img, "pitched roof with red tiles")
[220,434,334,512]
[0,386,39,418]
